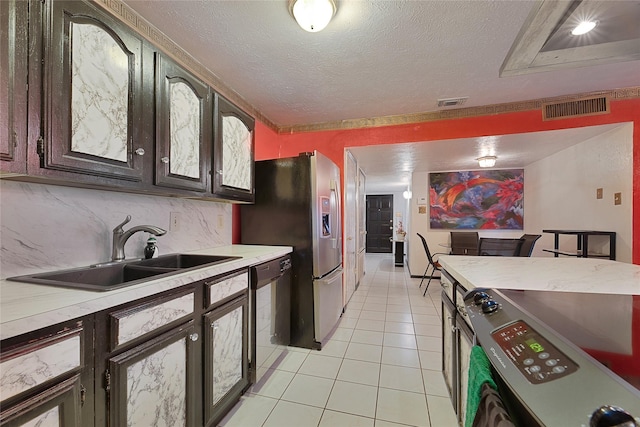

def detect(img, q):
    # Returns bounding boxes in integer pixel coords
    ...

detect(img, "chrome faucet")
[111,215,167,262]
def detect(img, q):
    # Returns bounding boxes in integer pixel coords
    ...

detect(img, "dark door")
[366,195,393,253]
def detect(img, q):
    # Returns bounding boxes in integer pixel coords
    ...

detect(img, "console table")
[394,240,405,266]
[542,229,616,260]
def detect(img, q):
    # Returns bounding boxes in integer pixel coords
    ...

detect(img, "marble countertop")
[438,256,640,295]
[0,245,292,340]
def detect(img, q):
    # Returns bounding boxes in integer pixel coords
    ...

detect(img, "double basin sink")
[8,254,240,292]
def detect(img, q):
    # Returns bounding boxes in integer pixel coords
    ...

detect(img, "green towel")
[465,345,497,427]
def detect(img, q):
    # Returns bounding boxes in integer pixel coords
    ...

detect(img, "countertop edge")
[438,255,640,295]
[0,245,292,340]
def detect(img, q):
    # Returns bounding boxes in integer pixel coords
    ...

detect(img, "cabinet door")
[155,54,211,192]
[107,321,199,427]
[203,293,248,427]
[212,95,255,203]
[457,319,474,426]
[39,0,146,182]
[0,319,90,427]
[441,292,457,410]
[0,375,82,427]
[0,0,28,174]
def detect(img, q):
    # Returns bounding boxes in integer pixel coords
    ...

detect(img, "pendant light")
[289,0,336,33]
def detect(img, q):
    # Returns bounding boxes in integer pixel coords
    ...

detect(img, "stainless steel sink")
[7,254,241,292]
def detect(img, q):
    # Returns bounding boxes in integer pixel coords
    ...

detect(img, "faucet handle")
[113,215,132,233]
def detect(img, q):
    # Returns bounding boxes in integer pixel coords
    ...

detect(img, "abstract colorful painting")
[429,169,524,229]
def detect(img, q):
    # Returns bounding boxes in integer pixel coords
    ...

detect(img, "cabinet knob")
[211,322,219,330]
[135,148,145,156]
[161,157,170,164]
[217,170,223,175]
[189,333,199,342]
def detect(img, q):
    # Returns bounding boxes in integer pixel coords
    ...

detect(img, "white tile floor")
[219,253,458,427]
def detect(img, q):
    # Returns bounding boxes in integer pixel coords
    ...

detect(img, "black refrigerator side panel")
[240,156,318,349]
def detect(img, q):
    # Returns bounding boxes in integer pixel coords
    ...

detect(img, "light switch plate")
[614,192,622,205]
[170,212,181,231]
[596,188,603,199]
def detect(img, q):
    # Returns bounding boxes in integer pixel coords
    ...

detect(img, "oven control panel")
[491,320,578,384]
[462,288,640,426]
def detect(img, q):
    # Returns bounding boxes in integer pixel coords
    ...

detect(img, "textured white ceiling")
[123,0,640,127]
[122,0,639,191]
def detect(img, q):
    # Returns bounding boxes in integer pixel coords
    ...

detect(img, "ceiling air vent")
[437,97,468,108]
[542,96,609,121]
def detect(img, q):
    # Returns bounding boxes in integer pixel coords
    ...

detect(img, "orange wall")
[238,98,640,264]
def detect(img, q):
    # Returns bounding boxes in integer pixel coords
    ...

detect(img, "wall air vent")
[542,96,609,121]
[437,97,468,108]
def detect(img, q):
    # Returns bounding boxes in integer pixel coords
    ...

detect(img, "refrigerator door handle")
[330,182,342,250]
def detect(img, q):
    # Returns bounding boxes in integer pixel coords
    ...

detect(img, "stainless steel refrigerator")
[241,151,343,350]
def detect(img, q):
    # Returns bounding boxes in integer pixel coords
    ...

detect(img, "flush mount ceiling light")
[571,20,597,36]
[477,156,497,168]
[289,0,336,32]
[403,190,412,200]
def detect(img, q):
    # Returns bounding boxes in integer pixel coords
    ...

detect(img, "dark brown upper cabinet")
[3,0,257,203]
[212,95,255,203]
[0,0,28,174]
[155,54,211,192]
[36,0,147,183]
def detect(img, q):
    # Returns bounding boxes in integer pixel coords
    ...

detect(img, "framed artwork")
[429,169,524,229]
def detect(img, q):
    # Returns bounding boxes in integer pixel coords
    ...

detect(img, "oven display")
[525,338,544,353]
[491,320,578,384]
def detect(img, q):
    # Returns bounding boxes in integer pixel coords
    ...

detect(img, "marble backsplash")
[0,181,231,279]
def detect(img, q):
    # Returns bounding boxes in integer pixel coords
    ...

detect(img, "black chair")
[478,237,524,256]
[518,234,541,257]
[416,233,446,296]
[450,231,479,255]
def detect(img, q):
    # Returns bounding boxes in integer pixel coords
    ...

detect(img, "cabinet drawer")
[110,291,195,351]
[0,327,82,403]
[206,270,248,308]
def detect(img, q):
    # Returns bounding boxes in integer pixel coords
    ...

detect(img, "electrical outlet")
[170,212,181,231]
[596,188,603,199]
[217,214,224,229]
[614,192,622,205]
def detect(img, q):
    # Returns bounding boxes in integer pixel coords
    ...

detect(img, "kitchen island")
[438,255,640,295]
[437,255,640,426]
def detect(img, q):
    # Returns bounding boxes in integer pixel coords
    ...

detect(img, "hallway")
[219,253,458,427]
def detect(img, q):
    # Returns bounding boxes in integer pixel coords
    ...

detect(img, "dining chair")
[417,233,446,296]
[450,231,479,255]
[478,237,524,257]
[518,234,542,257]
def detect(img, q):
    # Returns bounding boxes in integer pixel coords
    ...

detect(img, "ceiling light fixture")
[571,21,597,36]
[289,0,336,33]
[403,190,412,200]
[477,156,497,168]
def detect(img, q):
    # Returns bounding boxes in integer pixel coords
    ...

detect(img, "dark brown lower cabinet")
[0,375,83,427]
[0,318,93,427]
[203,293,249,427]
[107,321,199,427]
[1,269,251,427]
[441,278,475,426]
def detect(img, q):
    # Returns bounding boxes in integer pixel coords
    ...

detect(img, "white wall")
[525,123,633,263]
[0,181,232,279]
[407,123,634,275]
